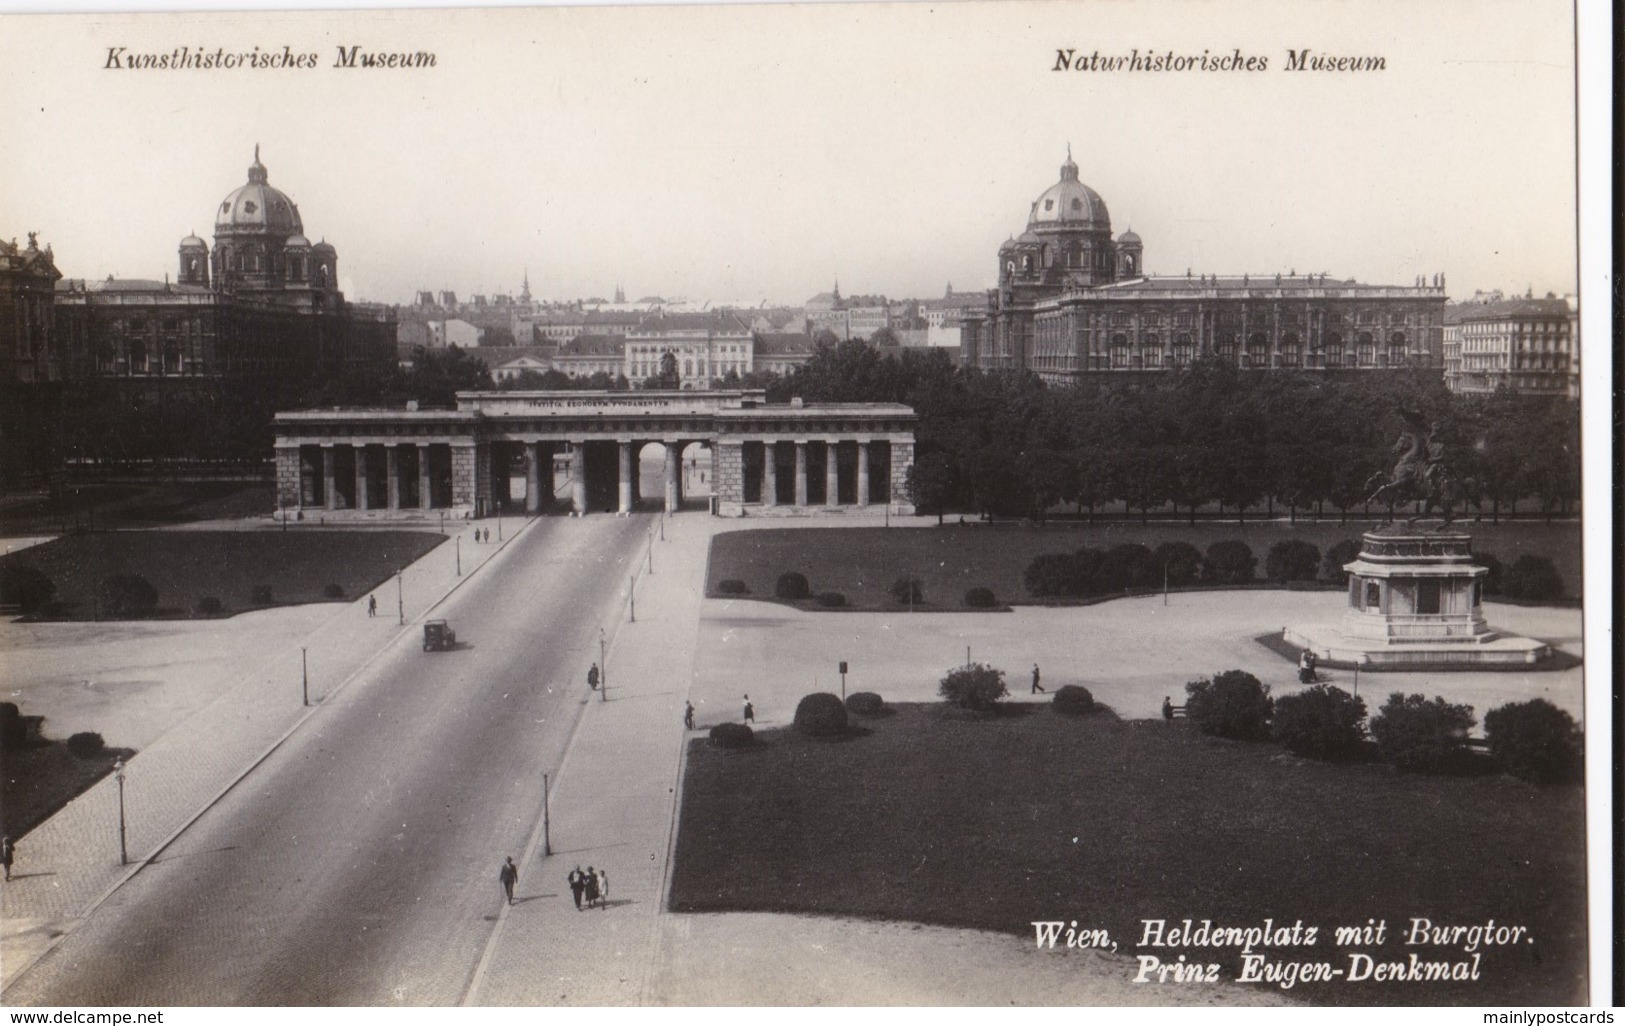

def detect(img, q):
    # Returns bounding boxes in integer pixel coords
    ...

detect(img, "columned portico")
[618,442,634,514]
[525,442,542,514]
[417,444,431,510]
[856,442,870,508]
[386,446,401,510]
[571,443,588,515]
[322,446,337,511]
[664,444,681,513]
[762,442,778,506]
[824,443,838,507]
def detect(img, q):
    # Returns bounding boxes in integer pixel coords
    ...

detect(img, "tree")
[1202,540,1256,584]
[1153,541,1203,587]
[1368,692,1476,773]
[1264,540,1321,583]
[905,449,960,524]
[1484,699,1582,785]
[939,662,1008,711]
[1272,684,1367,758]
[1184,670,1272,740]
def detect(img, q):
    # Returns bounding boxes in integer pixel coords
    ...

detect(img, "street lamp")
[598,628,607,703]
[114,758,128,866]
[301,646,309,706]
[396,570,405,625]
[455,536,461,576]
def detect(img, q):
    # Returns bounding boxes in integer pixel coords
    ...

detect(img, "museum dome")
[1028,149,1110,231]
[215,146,303,235]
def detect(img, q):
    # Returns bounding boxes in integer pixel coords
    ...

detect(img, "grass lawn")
[670,704,1587,1005]
[0,482,275,534]
[1,739,134,840]
[0,530,444,620]
[706,521,1583,609]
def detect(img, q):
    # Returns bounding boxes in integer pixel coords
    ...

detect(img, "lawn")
[1,738,134,840]
[670,704,1587,1005]
[0,481,276,534]
[0,530,444,620]
[706,521,1584,609]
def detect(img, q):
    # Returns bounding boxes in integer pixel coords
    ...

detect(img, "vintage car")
[422,619,457,652]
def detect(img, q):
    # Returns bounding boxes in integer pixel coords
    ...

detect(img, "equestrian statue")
[1362,404,1480,527]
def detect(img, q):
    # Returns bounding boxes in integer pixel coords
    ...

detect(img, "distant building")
[551,333,626,380]
[1443,294,1578,397]
[624,311,754,388]
[1,233,63,384]
[426,318,480,349]
[961,152,1447,382]
[752,332,817,376]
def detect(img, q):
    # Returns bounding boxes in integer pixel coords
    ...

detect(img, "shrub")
[322,583,345,599]
[816,591,847,608]
[196,596,224,615]
[1368,692,1476,774]
[774,572,811,600]
[845,692,885,716]
[1265,540,1321,583]
[0,703,24,749]
[65,731,106,758]
[708,722,754,749]
[1184,669,1272,741]
[1202,541,1257,585]
[100,575,158,618]
[1071,547,1107,594]
[717,578,750,595]
[963,586,997,608]
[1474,552,1505,596]
[0,701,18,718]
[1502,555,1564,602]
[1320,539,1362,583]
[889,577,924,604]
[1484,699,1582,785]
[1024,553,1078,597]
[1153,541,1203,587]
[939,662,1008,711]
[1272,684,1367,758]
[1052,684,1096,715]
[1099,543,1159,591]
[251,584,274,606]
[793,692,850,736]
[0,563,56,614]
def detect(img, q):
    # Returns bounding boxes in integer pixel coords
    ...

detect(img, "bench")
[1163,704,1187,721]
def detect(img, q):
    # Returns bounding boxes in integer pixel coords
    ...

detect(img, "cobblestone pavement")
[0,517,529,994]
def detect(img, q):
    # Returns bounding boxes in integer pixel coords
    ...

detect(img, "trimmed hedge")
[717,578,750,595]
[708,722,755,749]
[1052,684,1096,715]
[1272,684,1366,759]
[775,572,811,600]
[1320,539,1362,583]
[251,584,274,606]
[322,583,346,599]
[963,586,997,608]
[889,577,924,604]
[816,591,847,608]
[100,575,158,618]
[1474,552,1505,595]
[1368,692,1476,774]
[0,564,56,614]
[1484,698,1582,785]
[845,692,885,716]
[65,731,106,759]
[1265,540,1321,583]
[1502,555,1564,602]
[1153,541,1203,587]
[1203,541,1257,585]
[793,692,849,736]
[196,596,224,615]
[1184,669,1272,741]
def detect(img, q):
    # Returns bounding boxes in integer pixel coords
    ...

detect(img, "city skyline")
[2,1,1581,309]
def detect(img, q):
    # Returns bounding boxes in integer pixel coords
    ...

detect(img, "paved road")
[5,514,648,1006]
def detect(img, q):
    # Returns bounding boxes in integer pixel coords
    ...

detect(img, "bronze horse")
[1362,408,1480,527]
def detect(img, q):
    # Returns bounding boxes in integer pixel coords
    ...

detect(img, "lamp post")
[114,758,128,866]
[396,570,404,626]
[455,536,461,576]
[301,647,309,706]
[497,515,503,542]
[439,510,445,535]
[598,628,607,703]
[629,575,636,622]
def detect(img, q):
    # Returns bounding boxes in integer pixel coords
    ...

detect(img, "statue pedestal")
[1284,527,1550,667]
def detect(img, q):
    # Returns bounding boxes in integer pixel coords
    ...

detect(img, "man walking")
[584,865,601,909]
[683,701,695,730]
[499,856,518,905]
[1031,664,1045,694]
[742,694,754,724]
[597,867,609,905]
[367,595,377,618]
[1,835,14,882]
[568,866,586,910]
[587,663,600,691]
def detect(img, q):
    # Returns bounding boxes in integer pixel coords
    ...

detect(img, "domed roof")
[215,146,303,235]
[284,234,311,249]
[1117,228,1141,244]
[1028,149,1110,231]
[310,239,335,254]
[179,233,206,248]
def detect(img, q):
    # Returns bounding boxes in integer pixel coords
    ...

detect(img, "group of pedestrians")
[474,527,494,544]
[568,865,609,910]
[678,695,752,731]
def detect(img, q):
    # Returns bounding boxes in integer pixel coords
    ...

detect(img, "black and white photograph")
[0,0,1612,1012]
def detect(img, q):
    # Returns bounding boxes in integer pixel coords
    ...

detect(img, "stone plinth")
[1285,527,1550,667]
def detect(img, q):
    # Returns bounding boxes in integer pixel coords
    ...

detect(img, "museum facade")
[960,152,1449,384]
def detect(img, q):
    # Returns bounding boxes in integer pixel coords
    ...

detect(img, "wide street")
[4,513,649,1006]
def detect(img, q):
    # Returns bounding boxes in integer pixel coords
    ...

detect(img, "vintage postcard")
[0,0,1610,1013]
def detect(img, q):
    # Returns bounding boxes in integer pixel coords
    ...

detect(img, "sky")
[1,0,1582,307]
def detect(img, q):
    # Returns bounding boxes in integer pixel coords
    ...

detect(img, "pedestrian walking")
[742,695,754,724]
[499,856,519,905]
[1031,663,1045,694]
[584,865,601,909]
[367,595,377,618]
[683,701,695,729]
[597,868,609,905]
[1,835,14,882]
[568,866,586,910]
[587,663,600,691]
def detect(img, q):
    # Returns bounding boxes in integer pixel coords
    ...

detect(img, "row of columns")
[762,440,876,509]
[313,443,444,512]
